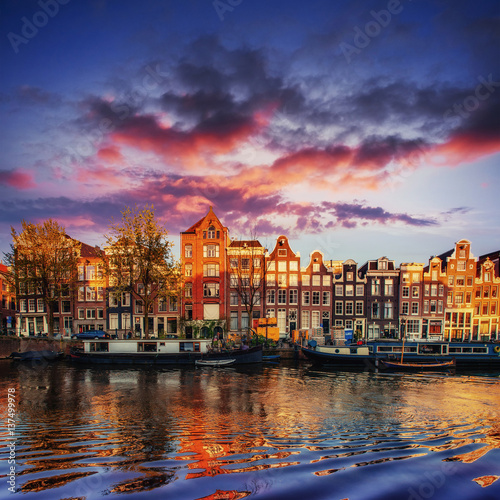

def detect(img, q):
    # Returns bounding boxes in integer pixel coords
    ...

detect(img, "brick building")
[332,259,367,339]
[0,263,16,334]
[180,207,230,331]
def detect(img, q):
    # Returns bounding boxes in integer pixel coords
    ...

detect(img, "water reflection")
[0,361,499,499]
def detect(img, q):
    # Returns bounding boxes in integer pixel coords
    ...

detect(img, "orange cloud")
[97,146,124,164]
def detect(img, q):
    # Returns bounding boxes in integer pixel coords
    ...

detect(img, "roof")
[183,206,226,233]
[229,240,263,248]
[79,242,102,258]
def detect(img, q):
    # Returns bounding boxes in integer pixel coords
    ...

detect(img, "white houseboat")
[70,339,263,365]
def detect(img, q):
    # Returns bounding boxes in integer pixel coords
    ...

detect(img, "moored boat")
[301,340,500,371]
[69,339,262,366]
[195,359,235,367]
[379,358,456,371]
[10,350,64,362]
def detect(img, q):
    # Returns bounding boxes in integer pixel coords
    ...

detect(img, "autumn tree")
[5,219,81,337]
[102,205,181,339]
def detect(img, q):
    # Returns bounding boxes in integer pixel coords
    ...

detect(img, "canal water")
[0,360,499,500]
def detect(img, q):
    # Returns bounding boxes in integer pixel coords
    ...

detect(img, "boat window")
[462,348,472,353]
[448,347,461,353]
[137,342,158,352]
[90,342,109,352]
[377,346,394,352]
[180,342,200,352]
[472,348,487,353]
[350,348,358,354]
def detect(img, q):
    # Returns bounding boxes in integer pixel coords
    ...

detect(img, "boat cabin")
[82,339,213,354]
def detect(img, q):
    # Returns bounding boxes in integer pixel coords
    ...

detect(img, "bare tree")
[5,220,81,337]
[102,205,181,339]
[227,236,270,337]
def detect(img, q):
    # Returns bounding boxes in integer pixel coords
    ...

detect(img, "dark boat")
[262,354,281,361]
[10,350,64,362]
[379,358,456,371]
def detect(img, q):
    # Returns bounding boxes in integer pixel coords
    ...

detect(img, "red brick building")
[265,236,301,336]
[180,207,230,328]
[473,257,499,340]
[0,263,16,334]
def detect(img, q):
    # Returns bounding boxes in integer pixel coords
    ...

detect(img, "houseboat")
[302,340,500,371]
[70,339,263,366]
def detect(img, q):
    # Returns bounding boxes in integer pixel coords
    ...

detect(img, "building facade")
[0,263,16,334]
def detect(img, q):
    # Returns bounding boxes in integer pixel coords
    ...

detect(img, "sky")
[0,0,499,266]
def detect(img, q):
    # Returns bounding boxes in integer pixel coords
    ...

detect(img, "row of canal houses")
[2,206,499,341]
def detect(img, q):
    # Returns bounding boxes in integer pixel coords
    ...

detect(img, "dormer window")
[204,225,218,239]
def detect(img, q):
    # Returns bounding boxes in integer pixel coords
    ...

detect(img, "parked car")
[72,330,110,340]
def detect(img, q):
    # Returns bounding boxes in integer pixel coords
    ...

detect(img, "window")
[184,244,192,258]
[267,261,276,271]
[169,297,178,312]
[379,260,387,270]
[230,274,238,287]
[254,292,261,306]
[430,301,436,313]
[278,274,287,287]
[204,244,219,258]
[289,289,298,304]
[372,279,381,295]
[411,302,419,315]
[346,302,354,315]
[203,263,219,277]
[456,277,465,287]
[302,291,310,306]
[335,284,343,296]
[407,320,420,334]
[356,285,364,296]
[278,249,287,257]
[412,273,420,283]
[302,275,310,286]
[455,293,463,305]
[97,287,104,301]
[467,276,473,287]
[185,283,192,298]
[302,311,310,329]
[159,298,168,312]
[402,273,410,283]
[97,308,104,319]
[412,286,419,298]
[86,309,96,319]
[185,264,193,277]
[424,301,429,313]
[267,290,275,304]
[345,285,354,296]
[312,276,321,286]
[346,272,353,281]
[356,301,363,315]
[86,287,96,301]
[384,302,393,319]
[438,301,443,313]
[241,259,250,270]
[322,291,330,306]
[61,285,70,297]
[207,225,216,239]
[122,293,130,307]
[203,283,219,297]
[241,312,249,330]
[78,286,85,301]
[335,301,343,315]
[457,261,466,271]
[86,265,95,280]
[312,291,320,305]
[267,274,276,286]
[230,311,238,330]
[448,276,454,286]
[29,299,36,312]
[78,266,84,281]
[371,302,379,318]
[385,279,394,296]
[20,299,26,312]
[278,289,287,304]
[37,299,45,312]
[424,285,430,296]
[313,263,320,273]
[312,311,320,328]
[278,261,287,272]
[402,302,409,315]
[78,309,85,319]
[289,274,298,286]
[430,285,437,296]
[484,272,491,282]
[230,292,238,306]
[136,301,144,314]
[438,284,444,296]
[289,261,298,271]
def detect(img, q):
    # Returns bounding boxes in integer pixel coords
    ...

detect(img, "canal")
[0,360,499,499]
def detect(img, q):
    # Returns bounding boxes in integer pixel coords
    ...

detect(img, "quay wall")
[0,337,77,358]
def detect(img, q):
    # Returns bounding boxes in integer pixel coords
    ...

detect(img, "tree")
[5,219,81,337]
[102,205,181,339]
[227,236,270,339]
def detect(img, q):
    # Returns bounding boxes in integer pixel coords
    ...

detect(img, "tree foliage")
[5,219,81,337]
[102,205,181,339]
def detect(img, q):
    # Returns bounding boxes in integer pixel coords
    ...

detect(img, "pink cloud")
[0,169,36,189]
